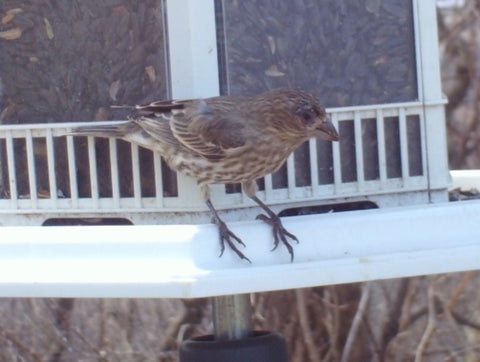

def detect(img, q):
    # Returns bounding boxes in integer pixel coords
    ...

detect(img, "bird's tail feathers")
[110,100,186,117]
[110,105,135,109]
[65,121,140,138]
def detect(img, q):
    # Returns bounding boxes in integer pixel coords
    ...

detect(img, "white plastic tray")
[0,170,479,298]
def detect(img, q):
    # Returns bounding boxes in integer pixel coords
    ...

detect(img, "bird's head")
[260,88,339,143]
[293,98,339,142]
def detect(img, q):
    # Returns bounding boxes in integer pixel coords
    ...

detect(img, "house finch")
[69,88,339,262]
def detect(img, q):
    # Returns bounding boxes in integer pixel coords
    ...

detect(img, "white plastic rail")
[0,170,478,298]
[0,101,446,220]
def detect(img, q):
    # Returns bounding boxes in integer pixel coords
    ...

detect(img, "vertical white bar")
[5,131,18,207]
[331,113,342,191]
[87,136,99,206]
[308,138,319,193]
[131,144,142,208]
[398,108,409,179]
[286,154,296,198]
[46,129,57,205]
[25,130,37,208]
[166,0,219,207]
[166,0,219,99]
[353,111,364,189]
[264,174,273,201]
[412,0,423,102]
[153,152,164,207]
[413,0,442,102]
[415,0,450,196]
[66,135,78,207]
[376,109,387,185]
[418,111,428,177]
[176,174,204,206]
[109,138,120,208]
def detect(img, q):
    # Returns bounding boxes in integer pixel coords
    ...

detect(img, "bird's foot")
[256,213,299,262]
[206,198,251,262]
[216,220,251,263]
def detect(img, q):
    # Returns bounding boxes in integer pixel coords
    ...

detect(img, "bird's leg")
[249,195,299,262]
[205,199,251,263]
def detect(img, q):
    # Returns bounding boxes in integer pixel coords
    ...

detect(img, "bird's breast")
[165,143,292,185]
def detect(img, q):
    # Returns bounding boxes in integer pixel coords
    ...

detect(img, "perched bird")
[69,88,339,262]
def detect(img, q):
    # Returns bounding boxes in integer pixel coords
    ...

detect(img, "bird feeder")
[0,1,461,361]
[0,0,449,226]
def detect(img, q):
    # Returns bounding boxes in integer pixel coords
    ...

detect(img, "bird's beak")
[315,118,339,141]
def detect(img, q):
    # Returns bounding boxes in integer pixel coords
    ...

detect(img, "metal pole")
[181,293,289,361]
[212,293,252,340]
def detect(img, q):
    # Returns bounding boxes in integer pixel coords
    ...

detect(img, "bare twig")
[447,271,474,311]
[340,282,371,362]
[0,325,43,362]
[414,284,436,362]
[296,288,321,362]
[399,278,418,331]
[68,325,114,362]
[450,309,480,330]
[319,286,340,361]
[159,302,186,351]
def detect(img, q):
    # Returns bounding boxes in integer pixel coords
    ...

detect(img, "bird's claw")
[217,220,251,263]
[256,213,299,262]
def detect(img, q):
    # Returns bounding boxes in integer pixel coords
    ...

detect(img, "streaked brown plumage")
[70,88,339,262]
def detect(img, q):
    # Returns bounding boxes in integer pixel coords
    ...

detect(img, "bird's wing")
[135,99,248,160]
[130,100,191,147]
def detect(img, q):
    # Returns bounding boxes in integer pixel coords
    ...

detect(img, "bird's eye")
[295,102,320,124]
[297,109,316,124]
[302,111,312,122]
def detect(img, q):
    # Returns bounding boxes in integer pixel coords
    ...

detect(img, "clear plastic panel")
[215,0,417,107]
